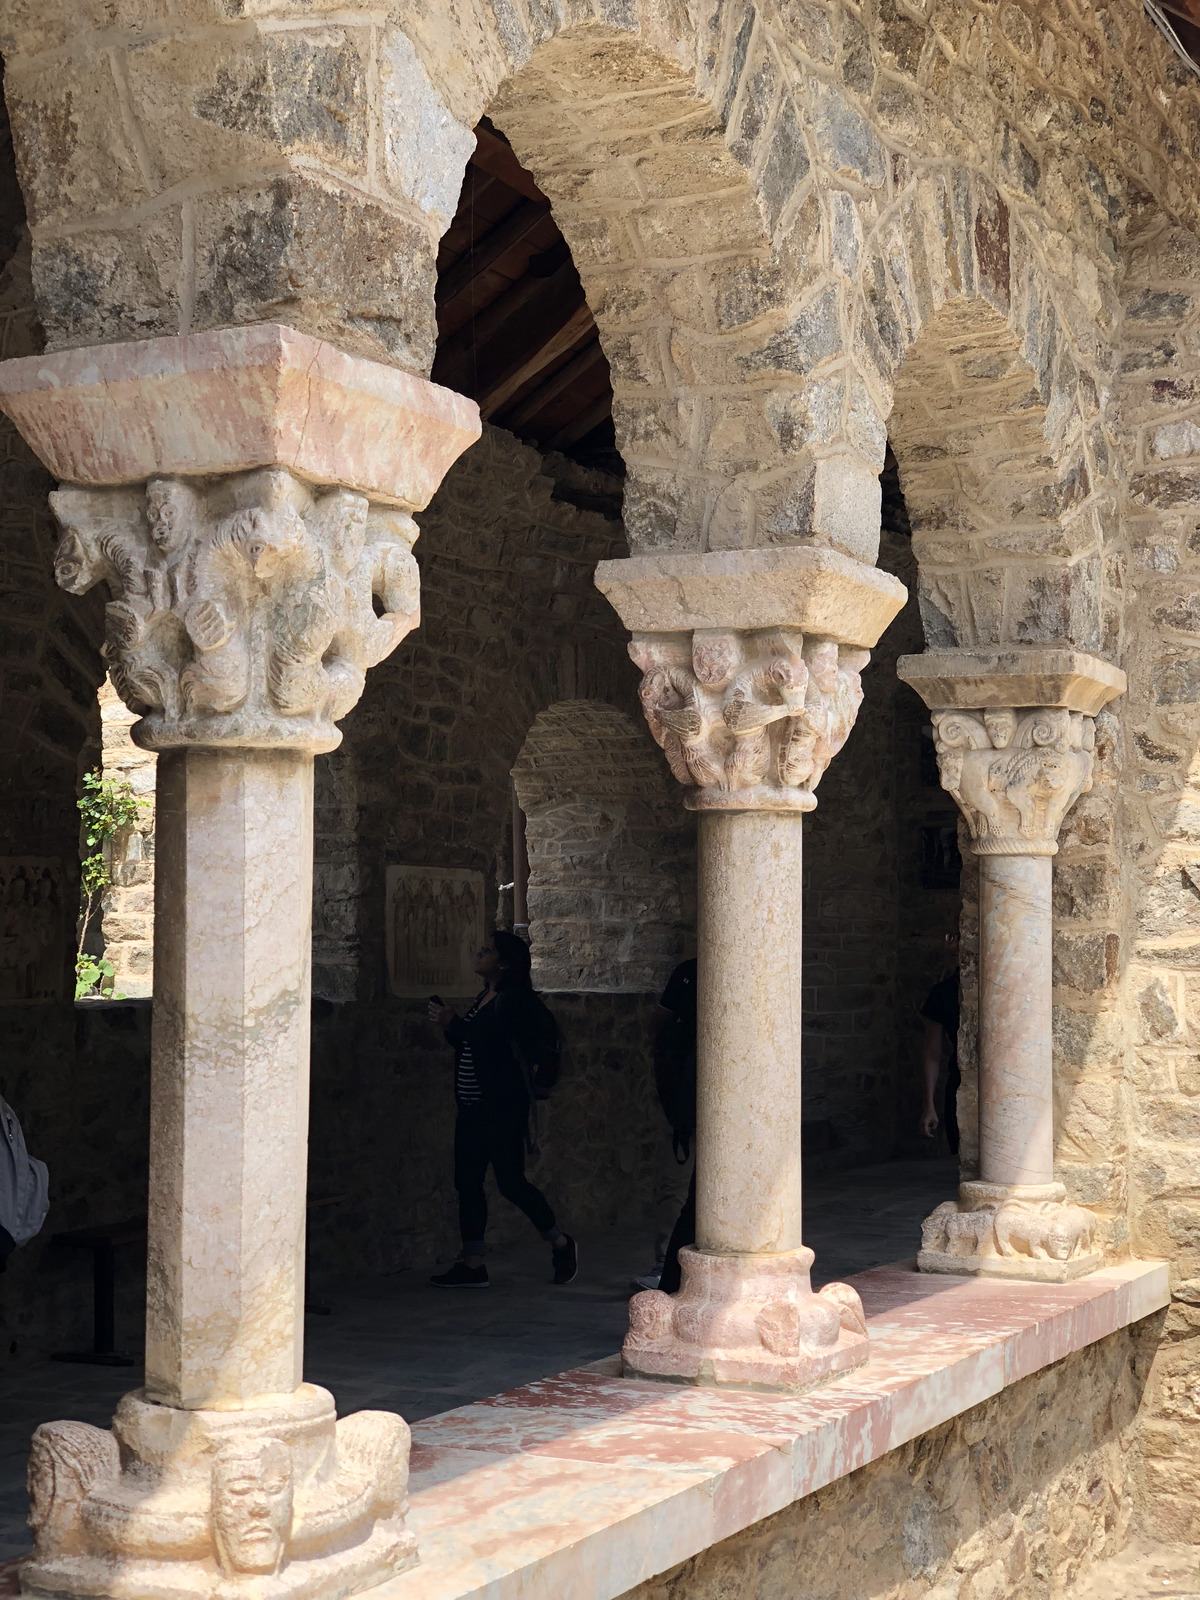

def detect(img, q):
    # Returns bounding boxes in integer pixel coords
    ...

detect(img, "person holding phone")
[427,930,577,1288]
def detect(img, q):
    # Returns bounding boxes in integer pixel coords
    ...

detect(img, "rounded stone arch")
[511,698,694,991]
[402,3,873,560]
[839,168,1118,655]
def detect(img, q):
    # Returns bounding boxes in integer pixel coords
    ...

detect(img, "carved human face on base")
[211,1439,293,1576]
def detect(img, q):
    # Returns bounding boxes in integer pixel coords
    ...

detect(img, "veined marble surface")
[384,1259,1167,1600]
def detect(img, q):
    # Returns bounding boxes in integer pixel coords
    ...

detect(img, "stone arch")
[0,0,1188,576]
[843,165,1119,653]
[511,698,694,991]
[886,297,1099,651]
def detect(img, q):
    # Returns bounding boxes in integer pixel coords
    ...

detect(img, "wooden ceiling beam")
[499,339,606,431]
[436,196,550,307]
[434,259,585,398]
[548,392,613,451]
[480,303,596,418]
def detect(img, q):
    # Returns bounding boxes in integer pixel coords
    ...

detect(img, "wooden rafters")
[432,119,616,464]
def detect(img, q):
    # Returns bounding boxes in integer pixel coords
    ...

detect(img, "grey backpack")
[0,1093,49,1248]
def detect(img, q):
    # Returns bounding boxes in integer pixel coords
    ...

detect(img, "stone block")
[896,647,1126,714]
[34,213,186,350]
[0,323,480,509]
[595,545,906,643]
[191,177,439,370]
[126,29,371,186]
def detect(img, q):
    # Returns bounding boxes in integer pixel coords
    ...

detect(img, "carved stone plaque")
[0,857,64,1002]
[386,866,485,998]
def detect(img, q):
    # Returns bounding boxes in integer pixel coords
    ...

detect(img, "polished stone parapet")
[377,1259,1167,1600]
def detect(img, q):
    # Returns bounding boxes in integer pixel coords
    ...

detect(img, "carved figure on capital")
[630,627,871,811]
[931,706,1095,855]
[51,470,423,754]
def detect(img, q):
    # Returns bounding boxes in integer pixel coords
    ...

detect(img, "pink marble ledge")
[378,1258,1168,1600]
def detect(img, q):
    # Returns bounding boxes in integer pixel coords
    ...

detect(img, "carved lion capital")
[50,468,422,754]
[930,706,1095,856]
[629,627,870,812]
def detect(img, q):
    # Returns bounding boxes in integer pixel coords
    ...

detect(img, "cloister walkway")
[0,1158,958,1565]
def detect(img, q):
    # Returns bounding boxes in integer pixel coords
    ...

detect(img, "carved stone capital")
[930,705,1095,856]
[630,627,871,812]
[53,470,421,753]
[597,547,906,812]
[0,324,481,753]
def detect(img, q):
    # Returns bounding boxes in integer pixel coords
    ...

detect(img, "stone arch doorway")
[511,698,695,992]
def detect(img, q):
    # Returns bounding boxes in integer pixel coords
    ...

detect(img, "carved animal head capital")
[628,627,871,812]
[49,469,423,754]
[931,706,1095,855]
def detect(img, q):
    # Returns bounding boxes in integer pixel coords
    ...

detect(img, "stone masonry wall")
[620,1322,1154,1600]
[513,699,696,993]
[1113,213,1200,1540]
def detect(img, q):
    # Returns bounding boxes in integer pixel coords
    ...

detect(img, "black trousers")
[454,1104,557,1253]
[658,1169,696,1295]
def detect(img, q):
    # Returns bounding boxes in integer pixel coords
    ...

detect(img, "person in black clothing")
[427,930,577,1288]
[651,957,697,1296]
[919,931,960,1155]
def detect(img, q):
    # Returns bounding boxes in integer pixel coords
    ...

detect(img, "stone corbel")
[897,646,1126,1284]
[596,548,907,811]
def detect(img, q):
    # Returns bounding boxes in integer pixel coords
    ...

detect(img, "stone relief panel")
[632,629,869,811]
[0,858,64,1001]
[385,866,484,998]
[51,469,422,754]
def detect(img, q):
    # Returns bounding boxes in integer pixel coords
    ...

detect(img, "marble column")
[0,325,480,1600]
[596,547,907,1391]
[897,647,1126,1284]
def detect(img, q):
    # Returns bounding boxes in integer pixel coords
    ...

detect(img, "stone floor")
[0,1157,957,1562]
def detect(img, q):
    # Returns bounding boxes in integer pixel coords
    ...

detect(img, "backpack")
[521,993,561,1101]
[0,1093,49,1254]
[654,1019,696,1162]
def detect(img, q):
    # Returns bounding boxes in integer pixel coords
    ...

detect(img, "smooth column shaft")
[696,810,804,1255]
[146,748,314,1409]
[979,854,1054,1188]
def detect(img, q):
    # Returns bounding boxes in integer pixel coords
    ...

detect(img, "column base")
[21,1384,417,1600]
[918,1182,1104,1283]
[622,1246,869,1393]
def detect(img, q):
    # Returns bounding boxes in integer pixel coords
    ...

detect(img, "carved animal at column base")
[20,1385,418,1600]
[622,1246,869,1392]
[918,1183,1103,1283]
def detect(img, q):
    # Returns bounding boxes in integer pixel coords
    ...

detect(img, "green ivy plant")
[75,768,142,1001]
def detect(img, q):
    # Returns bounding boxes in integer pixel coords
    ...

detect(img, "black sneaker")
[430,1261,489,1288]
[551,1236,578,1285]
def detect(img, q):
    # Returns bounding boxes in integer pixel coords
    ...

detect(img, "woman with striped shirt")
[427,931,576,1288]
